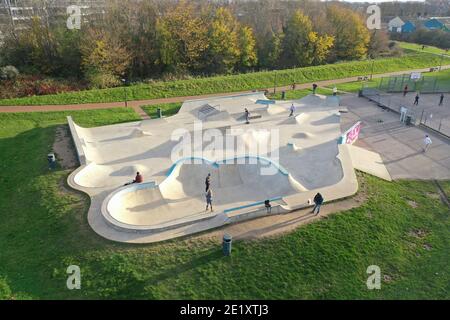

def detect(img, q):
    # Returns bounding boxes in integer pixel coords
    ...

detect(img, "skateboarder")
[414,93,420,105]
[423,135,432,153]
[124,172,143,186]
[289,103,295,117]
[332,86,338,96]
[205,188,213,212]
[205,173,211,192]
[264,200,272,213]
[403,85,408,97]
[439,93,444,106]
[244,108,250,124]
[311,193,324,215]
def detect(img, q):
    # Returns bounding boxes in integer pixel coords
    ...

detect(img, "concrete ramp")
[347,145,392,181]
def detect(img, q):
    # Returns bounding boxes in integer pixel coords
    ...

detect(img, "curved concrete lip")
[101,157,302,232]
[66,92,359,243]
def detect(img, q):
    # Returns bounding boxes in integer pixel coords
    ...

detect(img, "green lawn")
[0,110,449,300]
[325,68,450,93]
[141,102,183,118]
[397,41,449,56]
[1,53,449,106]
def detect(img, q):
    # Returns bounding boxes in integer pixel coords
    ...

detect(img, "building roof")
[388,16,405,28]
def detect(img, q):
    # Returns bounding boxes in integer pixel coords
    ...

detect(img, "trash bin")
[47,153,56,170]
[405,115,412,126]
[223,234,232,256]
[157,108,162,118]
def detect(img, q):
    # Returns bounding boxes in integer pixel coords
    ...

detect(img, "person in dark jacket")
[205,173,211,192]
[311,193,324,215]
[439,93,444,106]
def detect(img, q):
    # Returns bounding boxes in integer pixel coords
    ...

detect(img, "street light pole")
[122,78,128,108]
[439,53,444,71]
[273,71,277,95]
[370,57,375,81]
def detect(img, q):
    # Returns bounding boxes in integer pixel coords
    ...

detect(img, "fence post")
[433,78,438,93]
[420,110,424,124]
[438,118,442,132]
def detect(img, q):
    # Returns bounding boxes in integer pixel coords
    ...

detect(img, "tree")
[326,5,370,61]
[156,1,209,74]
[81,29,132,87]
[259,31,283,69]
[207,7,241,74]
[281,10,333,67]
[238,26,258,70]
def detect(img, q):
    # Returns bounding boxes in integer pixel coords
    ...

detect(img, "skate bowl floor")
[67,92,362,243]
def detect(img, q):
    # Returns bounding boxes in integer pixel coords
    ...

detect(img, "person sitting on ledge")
[124,172,143,186]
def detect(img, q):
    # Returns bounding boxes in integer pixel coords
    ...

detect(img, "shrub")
[0,65,19,81]
[87,71,122,89]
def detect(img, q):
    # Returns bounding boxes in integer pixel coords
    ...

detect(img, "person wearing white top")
[289,104,295,117]
[423,135,432,153]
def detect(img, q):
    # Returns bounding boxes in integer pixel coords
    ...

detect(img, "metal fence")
[418,110,450,137]
[361,87,450,138]
[377,74,450,94]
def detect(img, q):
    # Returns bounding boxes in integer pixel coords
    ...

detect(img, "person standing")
[205,188,213,212]
[311,193,324,215]
[439,93,444,106]
[332,86,338,96]
[423,135,432,153]
[403,85,408,97]
[414,93,420,105]
[312,83,318,95]
[289,103,295,117]
[244,108,250,124]
[205,173,211,192]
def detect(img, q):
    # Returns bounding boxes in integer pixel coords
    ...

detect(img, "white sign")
[410,72,422,81]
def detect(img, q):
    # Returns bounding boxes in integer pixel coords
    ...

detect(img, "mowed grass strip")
[1,53,449,106]
[0,110,449,299]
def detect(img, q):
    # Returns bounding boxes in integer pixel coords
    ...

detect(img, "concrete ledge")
[67,116,86,165]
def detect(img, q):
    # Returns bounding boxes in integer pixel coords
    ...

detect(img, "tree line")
[0,0,387,89]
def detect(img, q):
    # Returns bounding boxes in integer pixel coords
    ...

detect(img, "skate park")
[67,92,390,243]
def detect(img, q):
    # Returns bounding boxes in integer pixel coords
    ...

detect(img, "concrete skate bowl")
[101,157,306,232]
[74,163,149,188]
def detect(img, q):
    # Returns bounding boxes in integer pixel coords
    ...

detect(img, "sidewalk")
[1,65,449,114]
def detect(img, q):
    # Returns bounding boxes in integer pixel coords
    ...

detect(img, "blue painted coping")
[224,196,283,214]
[256,99,276,105]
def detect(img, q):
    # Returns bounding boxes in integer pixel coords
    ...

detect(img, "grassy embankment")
[1,53,449,106]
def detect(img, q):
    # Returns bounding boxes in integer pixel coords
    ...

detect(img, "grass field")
[323,68,450,93]
[397,41,449,56]
[141,103,183,118]
[1,53,449,106]
[0,110,449,300]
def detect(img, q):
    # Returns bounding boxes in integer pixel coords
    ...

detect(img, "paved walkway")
[340,95,450,180]
[1,65,449,117]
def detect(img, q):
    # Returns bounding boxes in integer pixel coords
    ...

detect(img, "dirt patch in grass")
[426,192,440,200]
[52,125,78,169]
[408,229,428,239]
[407,200,418,208]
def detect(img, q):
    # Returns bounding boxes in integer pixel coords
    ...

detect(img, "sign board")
[410,72,422,81]
[339,121,362,145]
